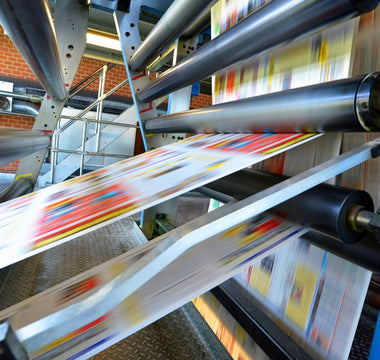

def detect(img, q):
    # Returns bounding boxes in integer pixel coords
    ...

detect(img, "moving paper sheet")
[0,132,318,268]
[0,212,306,360]
[236,237,371,360]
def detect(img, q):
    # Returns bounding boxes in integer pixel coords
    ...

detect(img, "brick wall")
[191,93,212,109]
[0,26,211,173]
[0,114,35,172]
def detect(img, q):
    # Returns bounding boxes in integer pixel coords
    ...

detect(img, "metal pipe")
[303,231,380,273]
[205,169,374,243]
[0,110,35,118]
[50,148,130,159]
[67,63,117,101]
[0,128,50,167]
[80,120,87,176]
[12,100,40,117]
[50,119,60,184]
[95,65,107,152]
[0,90,43,104]
[0,0,66,100]
[197,186,234,204]
[137,0,380,102]
[129,0,216,72]
[56,78,129,135]
[60,115,139,128]
[145,73,380,133]
[182,7,211,38]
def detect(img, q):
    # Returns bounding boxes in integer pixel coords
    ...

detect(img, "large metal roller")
[137,0,380,102]
[205,169,374,243]
[302,231,380,273]
[0,0,66,100]
[0,128,50,167]
[145,72,380,133]
[129,0,216,72]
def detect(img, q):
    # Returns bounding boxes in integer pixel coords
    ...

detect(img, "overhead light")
[86,29,121,51]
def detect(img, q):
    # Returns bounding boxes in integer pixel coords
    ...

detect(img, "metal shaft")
[206,169,374,243]
[0,90,43,104]
[0,0,66,100]
[129,0,216,72]
[137,0,379,102]
[145,73,380,133]
[0,128,50,167]
[303,231,380,273]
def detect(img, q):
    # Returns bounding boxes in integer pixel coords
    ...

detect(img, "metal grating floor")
[0,196,231,360]
[349,303,379,360]
[90,304,230,360]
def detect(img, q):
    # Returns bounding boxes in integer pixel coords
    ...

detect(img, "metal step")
[38,105,138,187]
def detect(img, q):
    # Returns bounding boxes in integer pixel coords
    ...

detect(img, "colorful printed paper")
[0,213,305,360]
[0,132,318,268]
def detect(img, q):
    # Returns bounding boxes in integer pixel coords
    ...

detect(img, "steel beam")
[137,0,380,102]
[0,128,50,167]
[129,0,216,72]
[15,0,89,186]
[0,0,66,100]
[145,73,380,133]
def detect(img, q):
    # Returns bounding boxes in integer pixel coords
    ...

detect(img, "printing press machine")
[0,0,380,359]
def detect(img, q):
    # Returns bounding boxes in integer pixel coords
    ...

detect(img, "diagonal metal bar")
[0,0,66,100]
[55,78,130,135]
[67,63,116,100]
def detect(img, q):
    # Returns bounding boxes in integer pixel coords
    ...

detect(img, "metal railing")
[51,63,134,181]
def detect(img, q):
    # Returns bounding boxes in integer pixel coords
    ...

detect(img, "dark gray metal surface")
[145,73,380,133]
[90,304,231,360]
[0,214,142,310]
[0,0,66,100]
[137,0,380,102]
[0,197,228,359]
[0,179,33,203]
[0,128,50,167]
[349,304,379,359]
[129,0,216,72]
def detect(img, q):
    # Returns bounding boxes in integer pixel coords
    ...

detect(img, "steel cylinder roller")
[145,72,380,133]
[205,169,375,243]
[129,0,217,72]
[0,0,66,100]
[137,0,380,102]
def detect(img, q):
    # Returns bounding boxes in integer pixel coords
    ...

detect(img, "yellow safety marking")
[14,173,33,181]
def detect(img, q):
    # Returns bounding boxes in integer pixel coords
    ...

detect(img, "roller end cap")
[350,0,380,12]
